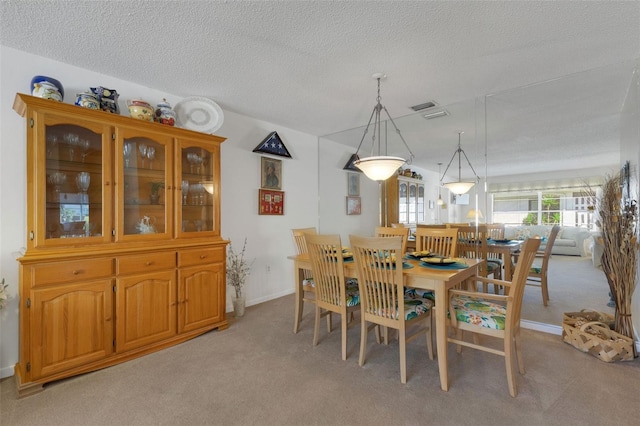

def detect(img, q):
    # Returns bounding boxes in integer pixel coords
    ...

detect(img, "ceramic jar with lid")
[126,99,154,121]
[155,98,176,126]
[31,75,64,102]
[75,91,100,110]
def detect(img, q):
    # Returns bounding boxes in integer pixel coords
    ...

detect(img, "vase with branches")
[226,238,253,316]
[589,168,638,357]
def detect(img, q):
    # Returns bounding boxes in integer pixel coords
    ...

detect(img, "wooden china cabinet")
[13,93,228,396]
[382,174,425,229]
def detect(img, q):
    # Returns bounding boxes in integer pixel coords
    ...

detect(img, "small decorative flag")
[253,131,292,158]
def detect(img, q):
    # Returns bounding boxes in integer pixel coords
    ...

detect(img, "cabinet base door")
[116,270,177,353]
[30,280,114,379]
[179,264,225,333]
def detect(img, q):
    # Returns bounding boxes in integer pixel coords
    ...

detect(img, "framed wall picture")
[347,172,360,196]
[346,196,361,215]
[261,156,282,190]
[259,189,284,215]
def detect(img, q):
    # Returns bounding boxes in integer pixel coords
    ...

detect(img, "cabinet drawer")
[178,247,224,267]
[32,258,114,287]
[116,251,176,275]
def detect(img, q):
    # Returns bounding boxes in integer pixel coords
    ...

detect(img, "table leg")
[434,284,449,391]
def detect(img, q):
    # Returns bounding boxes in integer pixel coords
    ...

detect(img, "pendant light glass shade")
[443,181,475,195]
[356,156,406,181]
[440,131,478,195]
[353,73,414,181]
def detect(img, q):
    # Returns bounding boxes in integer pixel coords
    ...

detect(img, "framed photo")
[347,172,360,196]
[259,189,284,215]
[261,157,282,190]
[346,196,361,215]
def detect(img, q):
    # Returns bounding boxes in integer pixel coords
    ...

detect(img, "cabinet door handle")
[72,270,80,275]
[200,255,206,259]
[145,261,154,266]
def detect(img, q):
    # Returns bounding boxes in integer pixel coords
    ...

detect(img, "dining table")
[288,252,482,392]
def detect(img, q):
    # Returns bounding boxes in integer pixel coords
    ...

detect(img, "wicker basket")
[562,310,634,362]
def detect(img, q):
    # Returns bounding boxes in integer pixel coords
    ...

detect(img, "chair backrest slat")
[415,227,458,257]
[305,233,347,308]
[375,226,410,255]
[292,227,317,279]
[350,235,404,323]
[509,238,542,322]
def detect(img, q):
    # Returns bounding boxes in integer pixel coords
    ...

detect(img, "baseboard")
[225,289,293,313]
[520,319,563,335]
[0,365,15,379]
[521,319,640,353]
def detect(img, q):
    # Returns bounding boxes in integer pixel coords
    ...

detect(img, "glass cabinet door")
[116,128,173,240]
[398,182,408,224]
[37,114,112,248]
[408,183,417,224]
[417,184,425,223]
[177,138,220,237]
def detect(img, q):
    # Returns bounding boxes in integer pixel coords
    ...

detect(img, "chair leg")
[514,331,526,375]
[399,329,407,384]
[504,333,518,397]
[456,329,464,353]
[341,313,348,361]
[293,286,305,334]
[359,318,368,367]
[327,312,333,332]
[313,305,321,346]
[541,274,549,306]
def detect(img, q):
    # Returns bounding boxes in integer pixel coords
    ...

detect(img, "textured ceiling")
[1,1,639,179]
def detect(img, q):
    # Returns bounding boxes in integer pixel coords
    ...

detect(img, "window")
[492,189,597,229]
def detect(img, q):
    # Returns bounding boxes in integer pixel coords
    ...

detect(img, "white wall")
[0,47,319,378]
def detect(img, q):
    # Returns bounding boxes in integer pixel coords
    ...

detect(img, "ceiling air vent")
[410,101,438,111]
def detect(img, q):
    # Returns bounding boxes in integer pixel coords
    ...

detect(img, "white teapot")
[136,216,156,234]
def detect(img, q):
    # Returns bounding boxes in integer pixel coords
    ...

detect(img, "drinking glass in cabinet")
[123,142,133,167]
[64,133,79,161]
[79,139,91,163]
[147,146,156,169]
[75,172,90,193]
[47,134,58,159]
[48,172,67,193]
[138,143,148,168]
[181,180,189,205]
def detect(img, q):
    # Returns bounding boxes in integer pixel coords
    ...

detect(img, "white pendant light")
[437,162,444,205]
[354,73,415,181]
[441,131,479,195]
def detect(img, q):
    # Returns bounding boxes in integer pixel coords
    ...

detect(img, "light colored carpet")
[521,255,614,325]
[2,292,639,426]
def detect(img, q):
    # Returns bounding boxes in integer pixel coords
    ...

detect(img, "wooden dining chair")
[486,223,506,240]
[390,223,406,228]
[447,237,541,397]
[513,225,561,306]
[292,227,331,334]
[375,226,410,255]
[305,234,361,360]
[349,235,434,383]
[454,225,502,292]
[414,227,458,257]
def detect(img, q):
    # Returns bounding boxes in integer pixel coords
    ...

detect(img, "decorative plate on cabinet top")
[174,96,224,134]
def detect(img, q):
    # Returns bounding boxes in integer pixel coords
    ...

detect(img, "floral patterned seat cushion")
[372,290,433,320]
[303,278,315,288]
[345,279,360,307]
[404,287,435,303]
[451,294,507,330]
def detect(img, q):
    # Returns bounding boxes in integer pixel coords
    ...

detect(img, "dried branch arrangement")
[592,170,638,357]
